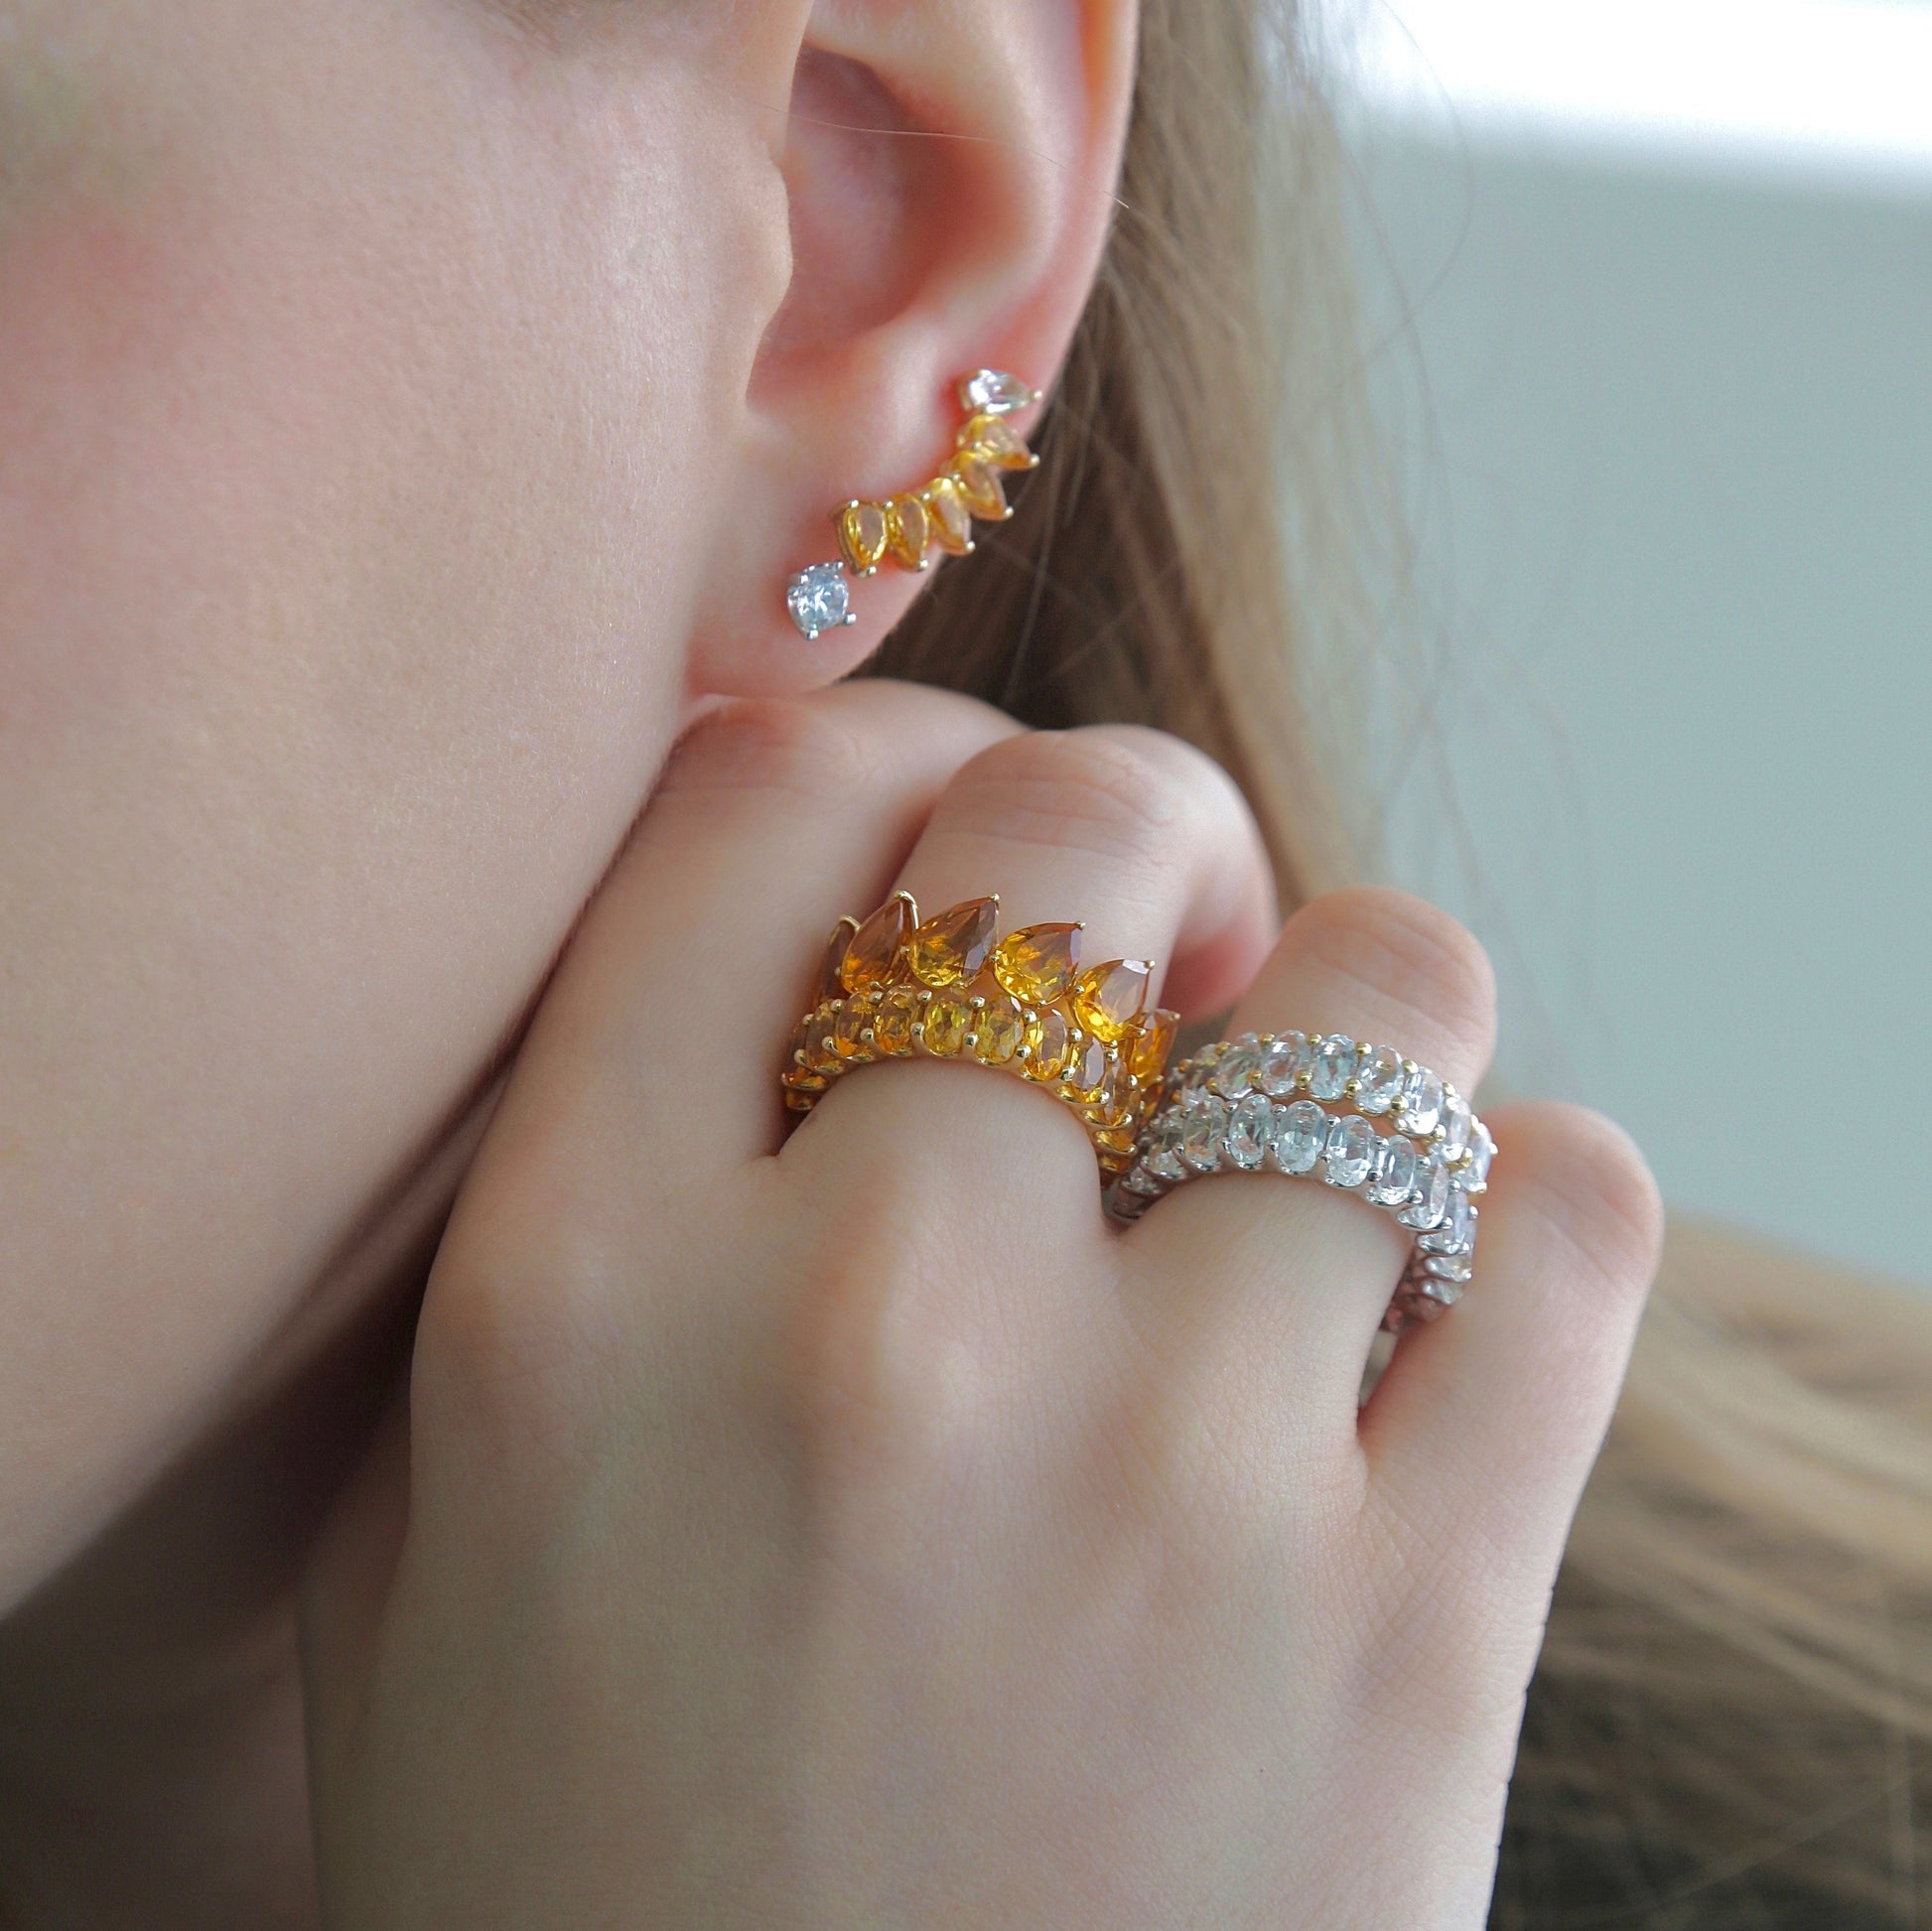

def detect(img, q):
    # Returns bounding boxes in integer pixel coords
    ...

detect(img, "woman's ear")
[684,0,1139,701]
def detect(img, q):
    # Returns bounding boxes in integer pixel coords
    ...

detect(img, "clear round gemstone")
[1308,1034,1357,1102]
[958,367,1035,415]
[1420,1187,1474,1256]
[1212,1034,1264,1100]
[1270,1098,1328,1175]
[1462,1120,1495,1192]
[1398,1063,1445,1137]
[784,560,850,639]
[1119,1164,1163,1198]
[1178,1097,1227,1172]
[1323,1113,1377,1188]
[1224,1091,1272,1170]
[1397,1153,1450,1230]
[1367,1133,1419,1208]
[1353,1043,1405,1115]
[1258,1033,1309,1098]
[1440,1090,1472,1162]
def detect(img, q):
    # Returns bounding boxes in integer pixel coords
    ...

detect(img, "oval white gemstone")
[1270,1098,1327,1174]
[1119,1163,1164,1197]
[1323,1113,1377,1188]
[784,560,851,639]
[1178,1097,1226,1172]
[1422,1253,1473,1284]
[1398,1064,1444,1137]
[1144,1116,1186,1181]
[1258,1032,1308,1097]
[1367,1133,1419,1207]
[1212,1034,1264,1100]
[1416,1275,1464,1308]
[1224,1091,1272,1169]
[958,367,1035,415]
[1308,1034,1357,1101]
[1180,1042,1226,1096]
[1397,1153,1450,1230]
[1462,1120,1495,1192]
[1440,1090,1472,1161]
[1419,1187,1474,1256]
[1354,1043,1405,1114]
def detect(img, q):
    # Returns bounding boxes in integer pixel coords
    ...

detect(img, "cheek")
[0,15,751,1591]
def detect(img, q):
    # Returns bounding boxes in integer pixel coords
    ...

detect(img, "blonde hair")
[872,2,1932,1918]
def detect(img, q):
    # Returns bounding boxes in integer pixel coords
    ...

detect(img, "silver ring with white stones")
[1105,1032,1494,1333]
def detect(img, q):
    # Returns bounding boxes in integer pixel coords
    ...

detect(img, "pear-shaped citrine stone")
[951,455,1008,519]
[955,413,1037,470]
[836,499,890,575]
[841,895,914,995]
[1063,1035,1110,1102]
[886,492,929,569]
[907,897,998,988]
[1127,1007,1178,1083]
[924,476,975,553]
[992,922,1082,1006]
[816,920,856,1002]
[1069,959,1151,1043]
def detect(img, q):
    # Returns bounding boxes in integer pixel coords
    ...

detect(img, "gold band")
[780,892,1178,1178]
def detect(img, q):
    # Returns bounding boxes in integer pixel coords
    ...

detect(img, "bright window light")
[1345,0,1932,186]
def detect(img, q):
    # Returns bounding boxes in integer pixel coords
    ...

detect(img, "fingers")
[1123,890,1497,1407]
[1361,1101,1661,1571]
[791,726,1278,1202]
[467,682,1019,1202]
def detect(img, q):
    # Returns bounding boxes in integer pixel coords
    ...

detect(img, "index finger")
[467,681,1021,1203]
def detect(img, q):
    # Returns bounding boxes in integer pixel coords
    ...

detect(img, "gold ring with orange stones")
[780,892,1180,1180]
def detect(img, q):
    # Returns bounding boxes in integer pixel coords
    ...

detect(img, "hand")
[301,681,1661,1928]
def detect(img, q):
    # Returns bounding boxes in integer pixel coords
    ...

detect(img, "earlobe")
[683,0,1138,704]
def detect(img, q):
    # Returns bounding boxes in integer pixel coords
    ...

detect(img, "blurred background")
[1322,0,1932,1287]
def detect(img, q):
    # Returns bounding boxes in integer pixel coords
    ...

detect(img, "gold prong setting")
[784,371,1042,640]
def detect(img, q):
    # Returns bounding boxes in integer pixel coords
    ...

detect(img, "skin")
[0,0,1662,1924]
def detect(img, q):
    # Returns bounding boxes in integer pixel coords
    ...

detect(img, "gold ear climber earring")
[783,368,1041,641]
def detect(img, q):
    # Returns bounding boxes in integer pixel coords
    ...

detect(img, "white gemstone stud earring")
[782,370,1041,641]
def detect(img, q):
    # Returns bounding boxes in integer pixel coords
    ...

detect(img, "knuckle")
[1503,1101,1664,1308]
[1291,889,1496,1049]
[411,1201,622,1495]
[933,728,1194,868]
[657,696,884,810]
[775,1186,984,1487]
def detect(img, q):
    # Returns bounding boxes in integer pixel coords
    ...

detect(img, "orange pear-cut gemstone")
[956,413,1038,470]
[886,492,929,569]
[836,499,890,575]
[907,897,998,989]
[992,923,1082,1006]
[841,896,914,995]
[1070,959,1151,1043]
[922,991,971,1056]
[1126,1007,1178,1083]
[1023,1004,1071,1081]
[816,920,856,1002]
[924,476,975,553]
[951,455,1009,519]
[1094,1124,1139,1159]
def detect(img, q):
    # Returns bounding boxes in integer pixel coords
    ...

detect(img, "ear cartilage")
[783,370,1041,641]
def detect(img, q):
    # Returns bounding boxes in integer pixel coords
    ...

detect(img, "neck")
[0,1095,490,1930]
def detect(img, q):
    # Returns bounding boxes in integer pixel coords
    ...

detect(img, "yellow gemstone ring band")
[779,892,1179,1179]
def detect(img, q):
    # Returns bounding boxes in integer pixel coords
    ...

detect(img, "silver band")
[1105,1032,1494,1332]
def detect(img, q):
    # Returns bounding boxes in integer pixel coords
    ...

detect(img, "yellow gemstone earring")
[783,368,1042,641]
